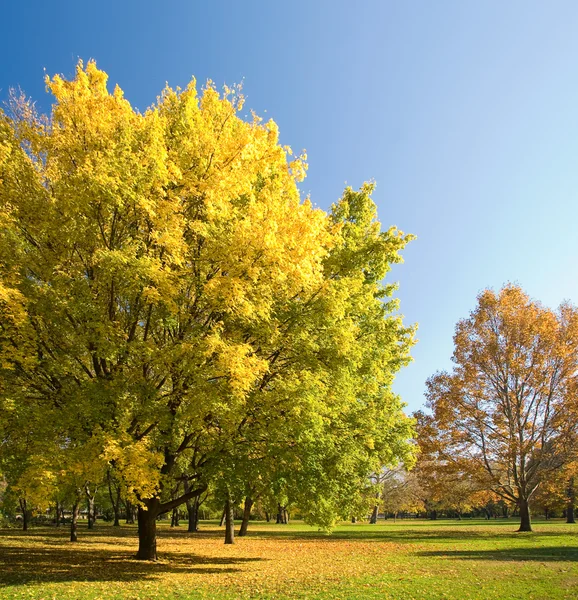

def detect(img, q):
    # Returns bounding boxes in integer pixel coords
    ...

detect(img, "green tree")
[0,61,415,559]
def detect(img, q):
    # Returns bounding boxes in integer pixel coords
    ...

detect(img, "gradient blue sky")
[2,1,577,414]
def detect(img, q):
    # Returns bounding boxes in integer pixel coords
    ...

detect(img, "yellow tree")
[424,285,578,531]
[0,62,416,558]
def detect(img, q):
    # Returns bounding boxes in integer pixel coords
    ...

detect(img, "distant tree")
[422,285,578,532]
[379,468,422,519]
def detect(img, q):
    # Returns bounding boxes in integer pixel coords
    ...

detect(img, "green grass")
[0,519,577,599]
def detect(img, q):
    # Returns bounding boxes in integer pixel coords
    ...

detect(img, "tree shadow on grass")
[416,547,578,562]
[0,543,264,587]
[244,526,571,545]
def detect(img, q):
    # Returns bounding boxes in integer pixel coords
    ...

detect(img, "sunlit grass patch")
[0,519,577,599]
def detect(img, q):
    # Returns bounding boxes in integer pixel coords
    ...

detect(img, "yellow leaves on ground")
[2,522,578,600]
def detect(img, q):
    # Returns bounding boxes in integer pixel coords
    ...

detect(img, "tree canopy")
[419,285,578,531]
[0,61,416,558]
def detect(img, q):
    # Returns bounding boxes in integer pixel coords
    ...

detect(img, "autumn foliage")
[419,285,578,531]
[0,61,416,558]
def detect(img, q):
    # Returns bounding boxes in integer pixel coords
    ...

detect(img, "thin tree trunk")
[70,502,79,542]
[517,497,532,532]
[107,470,122,527]
[86,494,95,529]
[224,497,235,544]
[219,508,226,527]
[54,501,60,527]
[171,507,180,527]
[239,496,253,536]
[125,500,135,524]
[567,477,576,524]
[19,498,29,531]
[265,511,270,523]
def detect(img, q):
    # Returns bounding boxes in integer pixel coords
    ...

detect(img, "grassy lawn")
[0,519,577,599]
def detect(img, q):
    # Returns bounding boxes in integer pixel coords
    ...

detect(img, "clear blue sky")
[2,1,577,414]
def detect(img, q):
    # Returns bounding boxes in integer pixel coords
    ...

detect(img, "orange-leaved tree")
[422,285,578,532]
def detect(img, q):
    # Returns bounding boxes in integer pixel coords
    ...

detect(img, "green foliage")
[0,62,415,539]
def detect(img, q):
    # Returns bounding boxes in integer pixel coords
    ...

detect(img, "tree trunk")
[430,509,437,520]
[125,500,135,524]
[224,497,235,544]
[86,495,95,529]
[265,510,270,523]
[136,500,160,560]
[55,501,64,527]
[351,516,357,523]
[19,498,29,531]
[187,495,200,532]
[369,504,378,524]
[567,477,576,524]
[70,502,79,542]
[219,508,226,527]
[517,497,532,532]
[239,496,254,537]
[171,507,179,527]
[107,471,122,527]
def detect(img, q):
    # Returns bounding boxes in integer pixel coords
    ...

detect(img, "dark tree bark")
[224,497,235,544]
[276,503,288,524]
[86,489,96,529]
[238,496,253,537]
[136,499,160,560]
[186,495,200,532]
[369,505,378,524]
[70,502,80,542]
[54,501,63,527]
[135,484,207,560]
[170,507,180,527]
[567,477,576,524]
[517,497,532,532]
[107,470,122,527]
[125,500,135,524]
[264,511,270,523]
[19,498,30,531]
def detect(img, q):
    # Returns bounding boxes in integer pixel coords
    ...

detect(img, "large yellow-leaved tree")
[0,61,415,559]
